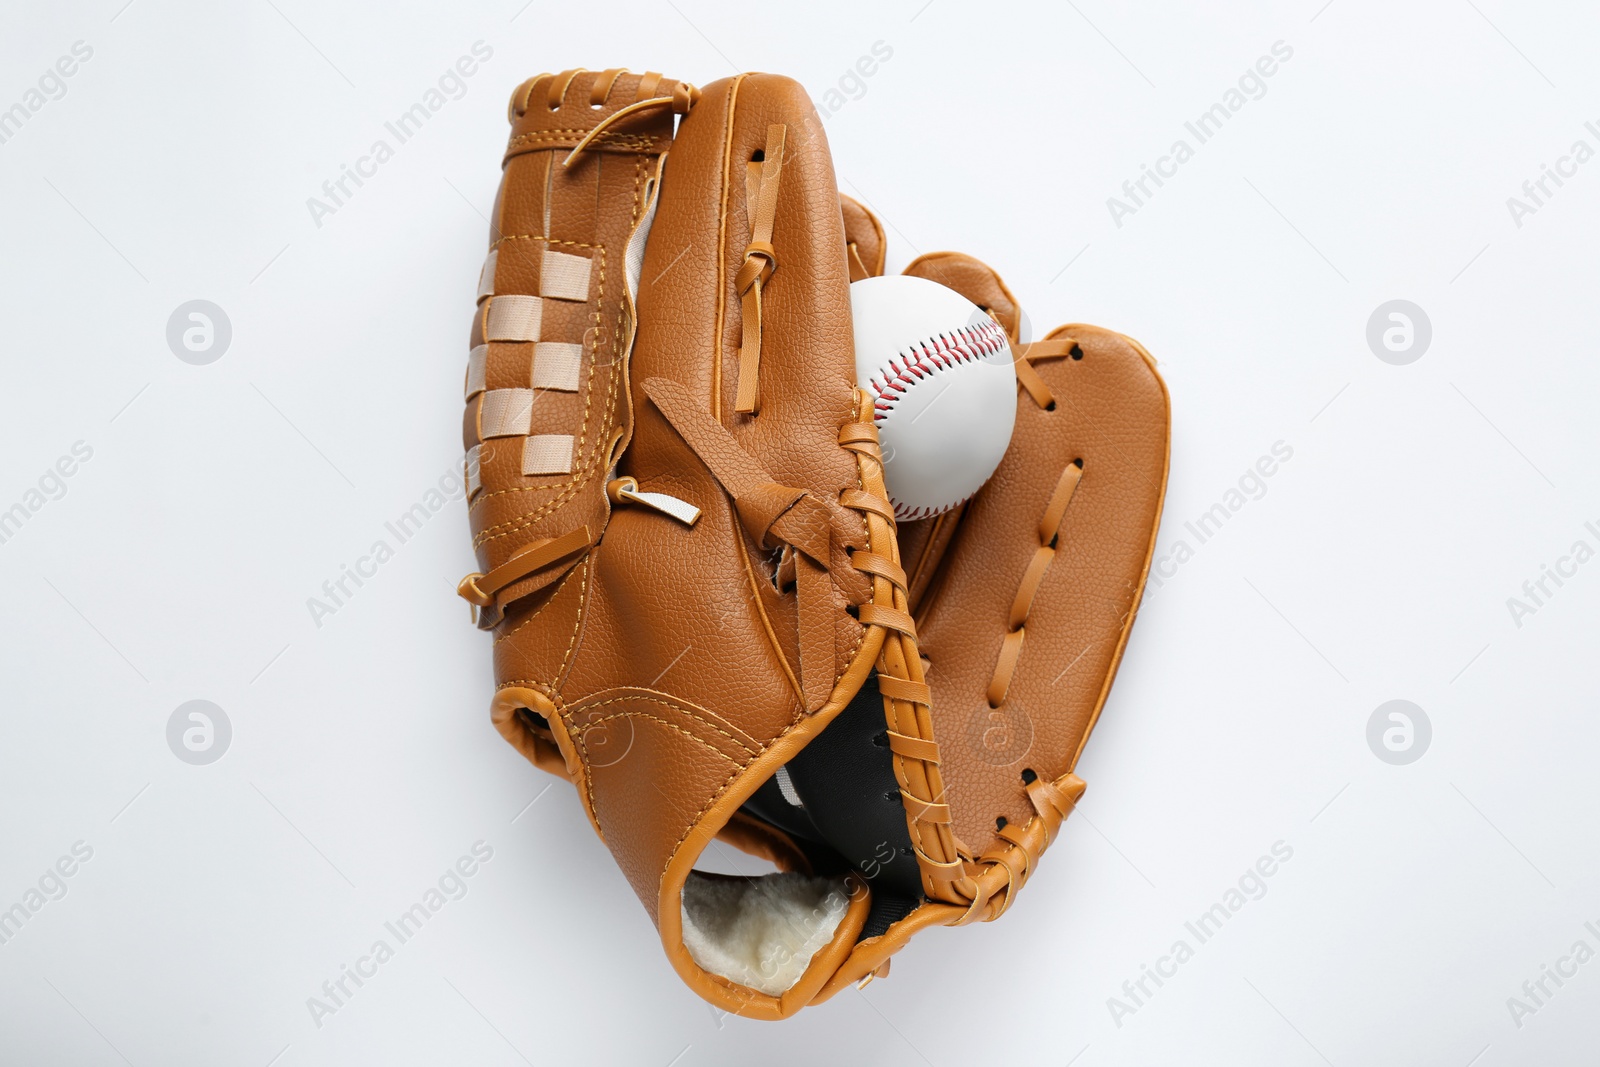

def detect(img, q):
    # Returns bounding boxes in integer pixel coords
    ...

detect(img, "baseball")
[851,275,1017,520]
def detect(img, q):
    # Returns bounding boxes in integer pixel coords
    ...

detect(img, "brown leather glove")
[457,68,1169,1020]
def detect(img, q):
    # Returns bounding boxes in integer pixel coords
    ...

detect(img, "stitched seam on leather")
[508,130,660,151]
[492,161,648,691]
[554,540,595,680]
[710,76,745,420]
[661,696,830,906]
[494,555,585,645]
[734,510,804,709]
[525,159,640,681]
[488,235,601,253]
[663,756,750,901]
[579,684,763,750]
[496,681,561,697]
[576,711,741,763]
[573,704,755,758]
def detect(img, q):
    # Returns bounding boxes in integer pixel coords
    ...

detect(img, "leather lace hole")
[872,731,889,747]
[1045,400,1057,412]
[1073,458,1084,469]
[1070,344,1084,360]
[883,790,900,803]
[1020,768,1038,785]
[900,847,914,857]
[995,816,1008,830]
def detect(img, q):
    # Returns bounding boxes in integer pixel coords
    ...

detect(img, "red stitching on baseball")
[864,318,1010,421]
[863,318,1010,520]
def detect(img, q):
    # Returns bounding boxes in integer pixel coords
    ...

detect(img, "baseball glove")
[457,67,1169,1019]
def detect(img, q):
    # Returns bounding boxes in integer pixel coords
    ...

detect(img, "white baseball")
[851,275,1017,520]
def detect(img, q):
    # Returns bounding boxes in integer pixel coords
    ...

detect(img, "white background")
[2,1,1597,1064]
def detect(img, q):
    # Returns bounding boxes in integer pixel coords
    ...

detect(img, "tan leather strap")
[588,67,625,106]
[947,772,1088,925]
[643,375,838,709]
[1007,545,1056,631]
[847,242,871,282]
[899,791,951,824]
[547,68,584,110]
[886,730,939,762]
[1011,338,1079,409]
[849,549,906,588]
[457,524,592,613]
[733,125,788,414]
[643,377,832,560]
[562,81,698,167]
[857,603,916,638]
[839,487,896,524]
[875,675,929,705]
[634,71,662,101]
[984,462,1081,707]
[1040,460,1082,543]
[836,421,880,449]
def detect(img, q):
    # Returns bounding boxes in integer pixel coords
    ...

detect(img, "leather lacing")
[949,334,1089,922]
[733,125,787,414]
[847,333,1094,923]
[836,420,967,898]
[508,66,699,129]
[562,80,699,166]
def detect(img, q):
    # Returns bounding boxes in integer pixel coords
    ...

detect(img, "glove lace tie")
[733,124,788,414]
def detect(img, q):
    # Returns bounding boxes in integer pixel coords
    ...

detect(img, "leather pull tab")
[608,478,701,526]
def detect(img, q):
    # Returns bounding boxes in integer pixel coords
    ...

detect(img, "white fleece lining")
[680,871,850,996]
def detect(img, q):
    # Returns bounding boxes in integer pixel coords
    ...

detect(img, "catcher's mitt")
[457,67,1169,1019]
